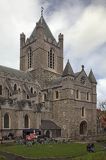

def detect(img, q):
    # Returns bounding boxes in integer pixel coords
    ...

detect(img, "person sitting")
[87,143,95,152]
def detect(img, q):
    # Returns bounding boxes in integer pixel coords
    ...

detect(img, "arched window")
[30,87,33,94]
[81,107,85,117]
[28,47,32,69]
[44,93,47,101]
[0,85,2,95]
[24,114,29,128]
[76,90,79,99]
[87,92,90,101]
[55,91,59,99]
[4,113,9,128]
[14,84,17,91]
[48,48,54,69]
[27,95,29,99]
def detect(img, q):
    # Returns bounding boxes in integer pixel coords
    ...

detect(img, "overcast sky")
[0,0,106,103]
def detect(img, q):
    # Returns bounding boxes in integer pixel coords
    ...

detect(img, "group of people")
[86,143,95,152]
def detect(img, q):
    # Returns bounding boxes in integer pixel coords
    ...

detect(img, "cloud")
[97,79,106,102]
[0,0,106,102]
[68,5,106,56]
[0,0,41,69]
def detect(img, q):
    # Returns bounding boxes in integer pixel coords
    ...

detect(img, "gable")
[75,70,91,87]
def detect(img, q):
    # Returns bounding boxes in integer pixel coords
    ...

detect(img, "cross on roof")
[41,7,44,17]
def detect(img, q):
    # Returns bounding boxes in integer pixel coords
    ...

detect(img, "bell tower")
[20,10,63,76]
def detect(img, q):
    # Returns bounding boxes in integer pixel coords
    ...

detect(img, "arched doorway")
[45,130,52,138]
[80,121,87,135]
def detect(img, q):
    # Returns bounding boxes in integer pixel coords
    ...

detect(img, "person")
[90,143,95,152]
[87,143,95,152]
[87,143,91,152]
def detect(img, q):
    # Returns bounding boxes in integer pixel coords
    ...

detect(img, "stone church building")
[0,13,97,139]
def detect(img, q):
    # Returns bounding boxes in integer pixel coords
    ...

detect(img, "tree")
[97,101,106,133]
[99,101,106,111]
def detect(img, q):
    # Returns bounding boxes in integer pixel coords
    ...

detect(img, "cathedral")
[0,12,97,139]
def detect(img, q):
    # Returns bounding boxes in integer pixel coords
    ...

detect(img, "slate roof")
[88,69,97,84]
[41,120,61,130]
[48,77,62,87]
[30,16,57,43]
[62,60,74,77]
[0,65,33,81]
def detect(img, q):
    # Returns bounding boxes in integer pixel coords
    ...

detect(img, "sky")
[0,0,106,103]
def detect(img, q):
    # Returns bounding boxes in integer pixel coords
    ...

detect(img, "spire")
[88,69,97,84]
[62,60,74,77]
[29,11,57,43]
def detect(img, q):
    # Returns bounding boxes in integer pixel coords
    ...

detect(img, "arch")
[24,114,29,128]
[45,130,52,138]
[80,121,87,135]
[4,113,9,128]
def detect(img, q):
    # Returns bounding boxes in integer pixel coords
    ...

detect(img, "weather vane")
[41,7,44,17]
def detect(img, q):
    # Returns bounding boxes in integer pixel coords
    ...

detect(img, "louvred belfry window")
[48,48,54,69]
[28,47,32,69]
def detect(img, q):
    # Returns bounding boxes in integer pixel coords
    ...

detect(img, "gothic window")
[76,90,80,99]
[24,114,29,128]
[30,87,33,94]
[4,113,9,128]
[14,84,17,91]
[81,107,85,117]
[27,95,29,99]
[28,47,32,69]
[55,91,59,99]
[87,92,90,101]
[44,93,47,101]
[48,48,55,69]
[0,85,2,95]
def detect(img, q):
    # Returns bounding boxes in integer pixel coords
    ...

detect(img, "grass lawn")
[74,151,106,160]
[0,143,104,159]
[0,156,6,160]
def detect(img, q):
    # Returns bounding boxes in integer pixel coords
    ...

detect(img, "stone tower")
[20,15,63,80]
